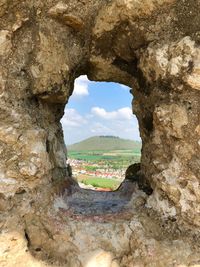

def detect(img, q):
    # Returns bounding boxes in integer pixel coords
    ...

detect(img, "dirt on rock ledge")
[0,0,200,266]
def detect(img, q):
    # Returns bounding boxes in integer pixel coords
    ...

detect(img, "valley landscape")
[67,136,141,190]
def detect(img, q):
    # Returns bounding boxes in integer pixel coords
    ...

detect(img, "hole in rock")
[61,76,142,195]
[35,248,42,252]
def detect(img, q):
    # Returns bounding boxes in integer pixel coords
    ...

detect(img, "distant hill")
[67,136,142,151]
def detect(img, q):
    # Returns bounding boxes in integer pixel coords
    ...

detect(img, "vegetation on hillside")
[68,136,142,151]
[81,177,120,190]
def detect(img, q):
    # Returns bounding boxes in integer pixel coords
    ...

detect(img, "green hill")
[67,136,142,151]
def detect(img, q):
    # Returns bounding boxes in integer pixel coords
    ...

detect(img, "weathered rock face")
[1,0,200,266]
[139,37,200,227]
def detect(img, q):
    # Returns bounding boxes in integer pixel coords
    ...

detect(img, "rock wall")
[0,0,200,266]
[88,0,200,229]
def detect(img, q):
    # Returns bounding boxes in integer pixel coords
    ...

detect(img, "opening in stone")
[61,76,141,193]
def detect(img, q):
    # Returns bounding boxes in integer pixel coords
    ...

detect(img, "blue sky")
[61,76,141,145]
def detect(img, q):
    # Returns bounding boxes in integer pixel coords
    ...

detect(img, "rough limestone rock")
[0,0,200,266]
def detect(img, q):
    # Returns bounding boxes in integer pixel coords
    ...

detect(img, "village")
[67,158,125,182]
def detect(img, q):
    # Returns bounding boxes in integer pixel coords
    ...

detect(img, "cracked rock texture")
[0,0,200,266]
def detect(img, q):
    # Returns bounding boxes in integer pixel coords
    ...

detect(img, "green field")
[68,149,141,169]
[68,137,142,189]
[81,177,120,190]
[69,149,141,158]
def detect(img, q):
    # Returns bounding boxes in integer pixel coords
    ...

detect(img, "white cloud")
[91,107,133,120]
[120,84,131,91]
[61,106,141,145]
[90,122,113,134]
[117,107,133,120]
[61,108,87,127]
[73,75,90,97]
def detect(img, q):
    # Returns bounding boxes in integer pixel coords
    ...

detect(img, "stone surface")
[0,0,200,266]
[83,250,114,267]
[48,4,84,31]
[0,30,11,56]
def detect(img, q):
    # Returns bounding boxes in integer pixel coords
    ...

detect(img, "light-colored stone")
[154,104,188,138]
[48,3,83,30]
[111,260,120,267]
[0,169,18,197]
[84,250,113,267]
[195,125,200,135]
[19,162,38,177]
[31,31,70,102]
[0,30,11,56]
[140,36,198,83]
[187,72,200,90]
[0,125,20,144]
[0,232,49,267]
[48,2,68,16]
